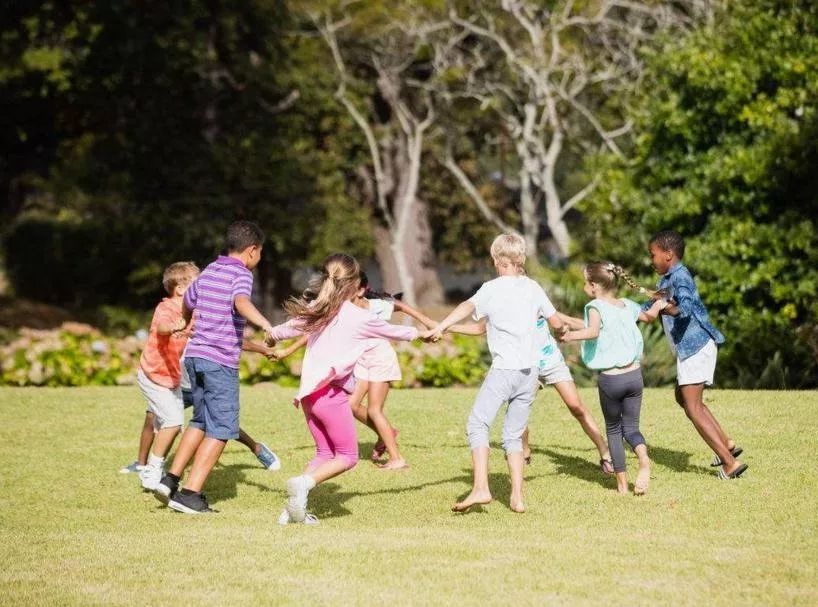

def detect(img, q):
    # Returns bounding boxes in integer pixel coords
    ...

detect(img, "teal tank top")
[580,298,644,371]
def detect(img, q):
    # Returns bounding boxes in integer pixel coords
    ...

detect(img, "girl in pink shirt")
[268,253,420,525]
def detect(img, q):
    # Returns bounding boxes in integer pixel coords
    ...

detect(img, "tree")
[303,0,456,306]
[441,0,711,260]
[579,0,818,387]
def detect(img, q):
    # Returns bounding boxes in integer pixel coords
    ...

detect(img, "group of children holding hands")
[123,221,747,522]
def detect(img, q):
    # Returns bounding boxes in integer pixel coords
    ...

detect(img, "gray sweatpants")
[467,367,539,453]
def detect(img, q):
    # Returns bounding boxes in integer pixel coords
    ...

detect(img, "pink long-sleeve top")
[269,300,419,403]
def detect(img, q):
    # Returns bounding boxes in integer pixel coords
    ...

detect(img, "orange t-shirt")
[139,298,191,388]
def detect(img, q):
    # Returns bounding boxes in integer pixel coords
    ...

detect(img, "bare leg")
[507,451,525,512]
[614,471,629,494]
[168,426,204,477]
[554,381,610,460]
[633,444,651,495]
[367,382,406,469]
[701,404,734,450]
[183,437,227,492]
[237,428,260,456]
[138,412,156,465]
[348,380,376,432]
[452,446,492,511]
[677,384,743,474]
[151,426,181,459]
[522,427,531,462]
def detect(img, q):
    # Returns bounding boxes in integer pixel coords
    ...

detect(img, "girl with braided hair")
[559,262,668,495]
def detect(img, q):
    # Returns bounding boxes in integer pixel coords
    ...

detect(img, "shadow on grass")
[533,446,610,488]
[648,445,713,476]
[205,463,278,502]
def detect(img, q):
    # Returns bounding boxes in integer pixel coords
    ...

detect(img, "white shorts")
[677,339,718,386]
[538,361,573,385]
[354,341,402,383]
[137,368,184,430]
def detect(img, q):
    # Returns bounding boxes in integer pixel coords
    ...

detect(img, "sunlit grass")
[0,385,816,605]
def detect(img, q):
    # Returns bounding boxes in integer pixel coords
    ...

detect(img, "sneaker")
[278,508,319,526]
[119,461,146,474]
[168,491,216,514]
[139,462,163,491]
[256,443,281,471]
[153,474,179,506]
[286,476,311,523]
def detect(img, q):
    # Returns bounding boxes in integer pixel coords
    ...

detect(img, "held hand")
[419,328,442,342]
[558,330,570,343]
[263,329,276,348]
[662,300,679,316]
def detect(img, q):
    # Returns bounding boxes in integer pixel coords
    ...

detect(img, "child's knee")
[623,431,645,449]
[502,436,523,454]
[340,452,358,470]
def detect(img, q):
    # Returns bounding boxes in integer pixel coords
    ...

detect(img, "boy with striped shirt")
[155,221,276,514]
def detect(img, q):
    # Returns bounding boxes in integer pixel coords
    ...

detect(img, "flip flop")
[600,457,614,475]
[717,463,748,480]
[710,446,744,467]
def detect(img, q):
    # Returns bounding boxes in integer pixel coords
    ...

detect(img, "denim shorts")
[184,356,240,440]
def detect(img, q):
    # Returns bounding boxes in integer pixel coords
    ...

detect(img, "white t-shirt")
[468,275,556,370]
[366,298,395,321]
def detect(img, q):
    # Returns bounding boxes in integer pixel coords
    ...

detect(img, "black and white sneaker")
[168,491,216,514]
[153,474,179,506]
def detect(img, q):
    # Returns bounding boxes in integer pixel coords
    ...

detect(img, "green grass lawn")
[1,385,816,605]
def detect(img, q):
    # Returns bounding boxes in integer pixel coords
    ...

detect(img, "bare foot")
[377,459,409,471]
[452,491,492,512]
[634,466,650,496]
[510,498,525,513]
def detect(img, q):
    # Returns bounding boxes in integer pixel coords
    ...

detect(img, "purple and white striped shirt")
[183,255,254,369]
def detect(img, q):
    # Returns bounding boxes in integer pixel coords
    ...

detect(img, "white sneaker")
[139,462,163,490]
[119,461,146,474]
[278,508,319,525]
[285,476,311,523]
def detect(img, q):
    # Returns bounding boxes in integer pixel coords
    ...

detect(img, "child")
[450,316,614,474]
[559,262,667,495]
[133,262,199,491]
[267,253,421,525]
[428,233,562,513]
[155,220,277,514]
[349,274,408,470]
[644,230,747,479]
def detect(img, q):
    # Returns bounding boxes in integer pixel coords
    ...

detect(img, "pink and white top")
[269,300,418,403]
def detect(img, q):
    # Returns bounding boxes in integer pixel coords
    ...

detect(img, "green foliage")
[0,323,140,386]
[579,0,818,387]
[396,334,491,388]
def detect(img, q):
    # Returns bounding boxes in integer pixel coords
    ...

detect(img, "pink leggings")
[302,384,359,470]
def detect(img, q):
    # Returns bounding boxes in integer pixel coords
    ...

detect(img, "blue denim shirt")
[642,262,724,360]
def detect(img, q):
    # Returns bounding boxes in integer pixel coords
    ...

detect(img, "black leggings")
[597,368,646,473]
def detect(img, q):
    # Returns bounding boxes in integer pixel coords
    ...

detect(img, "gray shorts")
[539,361,573,385]
[468,367,539,453]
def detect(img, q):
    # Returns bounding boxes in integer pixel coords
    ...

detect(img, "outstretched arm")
[272,335,308,360]
[561,308,601,342]
[242,339,274,358]
[448,318,487,336]
[394,300,438,329]
[235,295,274,335]
[639,298,669,323]
[555,311,584,331]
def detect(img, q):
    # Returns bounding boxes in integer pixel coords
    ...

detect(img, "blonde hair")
[490,233,526,269]
[163,261,199,294]
[283,253,361,334]
[584,261,654,296]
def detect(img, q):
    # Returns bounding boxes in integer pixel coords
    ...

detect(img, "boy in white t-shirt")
[427,234,566,513]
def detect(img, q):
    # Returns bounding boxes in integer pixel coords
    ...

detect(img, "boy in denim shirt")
[645,230,747,479]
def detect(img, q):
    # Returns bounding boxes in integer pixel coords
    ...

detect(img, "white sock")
[301,475,316,490]
[148,453,165,467]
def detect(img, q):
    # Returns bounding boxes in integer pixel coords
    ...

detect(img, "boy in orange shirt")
[135,262,200,490]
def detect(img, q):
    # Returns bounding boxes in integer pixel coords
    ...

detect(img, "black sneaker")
[153,474,179,506]
[168,491,216,514]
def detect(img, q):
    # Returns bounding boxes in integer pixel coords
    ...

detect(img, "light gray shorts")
[538,361,573,385]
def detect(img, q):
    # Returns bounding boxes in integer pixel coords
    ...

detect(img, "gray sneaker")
[168,491,216,514]
[256,443,281,471]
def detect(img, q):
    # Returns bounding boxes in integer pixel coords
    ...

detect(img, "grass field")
[1,385,816,605]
